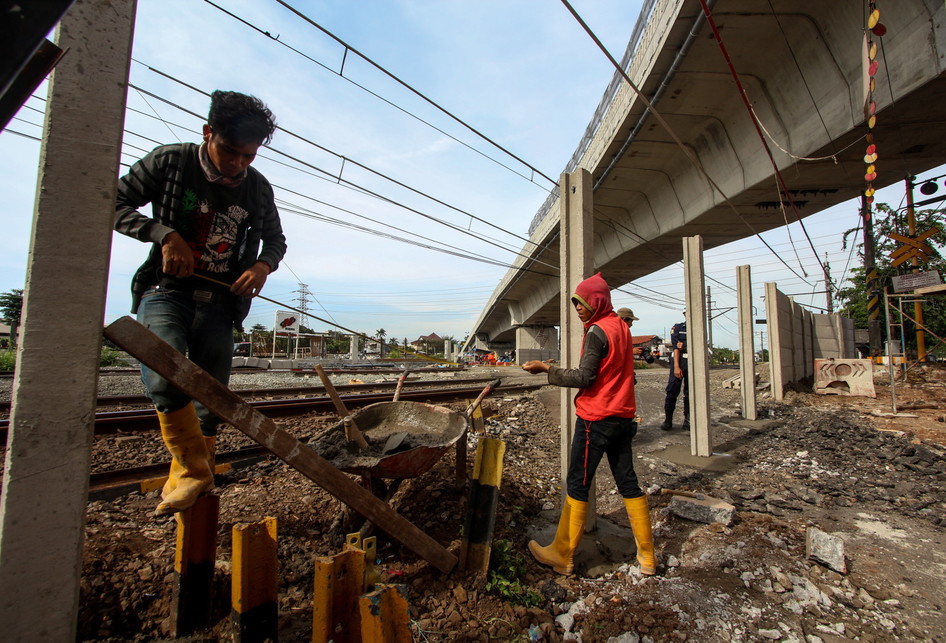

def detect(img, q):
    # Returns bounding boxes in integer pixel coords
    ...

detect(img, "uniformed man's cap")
[616,307,639,321]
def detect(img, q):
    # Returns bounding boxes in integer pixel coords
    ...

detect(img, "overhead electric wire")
[200,0,553,192]
[126,76,557,270]
[266,0,560,188]
[694,0,828,279]
[1,129,40,142]
[559,0,817,289]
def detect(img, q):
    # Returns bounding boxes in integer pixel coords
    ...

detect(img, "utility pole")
[824,253,833,314]
[861,195,883,356]
[905,176,927,360]
[294,283,311,359]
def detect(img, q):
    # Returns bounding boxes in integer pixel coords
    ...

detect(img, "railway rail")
[80,380,542,500]
[0,375,500,412]
[1,380,543,437]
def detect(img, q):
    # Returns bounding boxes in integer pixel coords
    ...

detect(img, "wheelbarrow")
[311,370,501,535]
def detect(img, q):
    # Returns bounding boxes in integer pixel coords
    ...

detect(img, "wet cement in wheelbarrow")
[307,401,466,473]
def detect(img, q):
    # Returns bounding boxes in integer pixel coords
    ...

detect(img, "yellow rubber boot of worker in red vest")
[155,403,214,515]
[528,495,588,575]
[624,495,657,575]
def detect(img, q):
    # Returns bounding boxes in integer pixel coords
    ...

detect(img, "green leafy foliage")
[0,289,23,325]
[99,347,128,367]
[0,346,127,373]
[0,350,15,371]
[836,202,946,355]
[486,539,542,607]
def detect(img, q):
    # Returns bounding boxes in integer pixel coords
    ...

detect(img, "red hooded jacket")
[571,273,636,420]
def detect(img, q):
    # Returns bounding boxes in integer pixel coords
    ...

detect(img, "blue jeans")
[137,288,234,436]
[566,416,642,502]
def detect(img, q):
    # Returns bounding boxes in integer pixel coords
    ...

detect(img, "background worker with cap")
[616,308,655,365]
[661,311,688,431]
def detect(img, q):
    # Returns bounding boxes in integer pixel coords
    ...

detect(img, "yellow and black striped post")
[170,493,220,637]
[459,437,506,573]
[358,585,411,643]
[312,544,367,643]
[231,517,278,642]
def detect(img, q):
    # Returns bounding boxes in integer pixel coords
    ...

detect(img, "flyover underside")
[471,0,946,345]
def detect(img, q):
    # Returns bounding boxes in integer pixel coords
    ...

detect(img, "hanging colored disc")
[869,100,876,115]
[868,8,880,29]
[867,195,875,205]
[868,60,879,76]
[866,133,874,144]
[866,143,876,154]
[866,164,876,174]
[869,41,878,60]
[865,187,875,197]
[871,22,887,37]
[870,77,876,92]
[864,153,878,163]
[865,171,877,181]
[868,115,877,129]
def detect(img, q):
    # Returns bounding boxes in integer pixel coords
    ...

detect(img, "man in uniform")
[661,312,688,431]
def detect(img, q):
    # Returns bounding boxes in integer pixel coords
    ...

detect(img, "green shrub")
[100,347,128,367]
[0,350,15,371]
[486,539,542,607]
[0,347,127,373]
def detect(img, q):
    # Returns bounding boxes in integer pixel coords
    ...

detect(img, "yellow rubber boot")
[624,495,656,575]
[528,496,588,575]
[161,435,215,498]
[155,404,214,516]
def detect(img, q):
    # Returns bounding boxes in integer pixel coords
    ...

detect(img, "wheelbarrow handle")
[465,377,502,420]
[392,368,411,402]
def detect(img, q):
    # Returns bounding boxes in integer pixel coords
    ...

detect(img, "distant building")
[410,333,442,353]
[632,334,664,358]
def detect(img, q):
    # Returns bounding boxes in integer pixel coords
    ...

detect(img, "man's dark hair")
[208,90,277,145]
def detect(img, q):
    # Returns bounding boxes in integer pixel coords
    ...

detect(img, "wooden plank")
[104,316,456,574]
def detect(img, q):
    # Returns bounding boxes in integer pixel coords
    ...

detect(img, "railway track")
[0,375,500,412]
[1,380,543,437]
[83,379,542,500]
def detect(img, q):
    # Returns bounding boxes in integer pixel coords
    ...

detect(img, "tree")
[375,328,386,358]
[836,202,946,356]
[0,289,23,326]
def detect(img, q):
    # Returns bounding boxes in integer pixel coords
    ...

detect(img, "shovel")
[464,378,502,421]
[315,364,369,450]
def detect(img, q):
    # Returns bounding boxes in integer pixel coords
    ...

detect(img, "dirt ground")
[72,362,945,642]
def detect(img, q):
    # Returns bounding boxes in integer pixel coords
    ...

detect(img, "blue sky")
[1,0,941,349]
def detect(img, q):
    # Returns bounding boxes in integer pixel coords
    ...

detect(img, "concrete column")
[736,265,757,420]
[764,282,785,401]
[683,236,712,457]
[0,0,136,638]
[349,334,358,361]
[559,170,593,507]
[515,325,558,364]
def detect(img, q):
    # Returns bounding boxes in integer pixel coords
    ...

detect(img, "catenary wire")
[200,0,554,192]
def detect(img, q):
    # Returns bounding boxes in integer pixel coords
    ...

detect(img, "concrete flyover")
[466,0,946,352]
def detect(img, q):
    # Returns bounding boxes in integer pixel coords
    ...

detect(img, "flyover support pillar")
[515,326,558,364]
[559,170,593,518]
[736,265,757,420]
[0,0,137,638]
[349,334,358,361]
[683,236,712,456]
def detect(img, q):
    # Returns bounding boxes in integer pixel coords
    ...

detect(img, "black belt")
[151,285,228,304]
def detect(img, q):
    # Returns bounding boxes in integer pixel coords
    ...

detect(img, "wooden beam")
[104,316,456,574]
